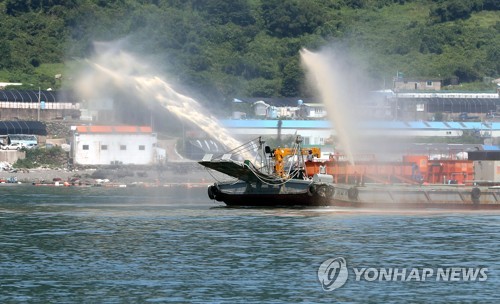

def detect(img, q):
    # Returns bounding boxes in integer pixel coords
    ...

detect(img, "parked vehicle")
[458,112,479,121]
[24,143,38,149]
[2,143,25,150]
[486,112,498,119]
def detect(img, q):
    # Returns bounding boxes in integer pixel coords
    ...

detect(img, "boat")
[199,136,335,207]
[199,135,500,209]
[331,183,500,210]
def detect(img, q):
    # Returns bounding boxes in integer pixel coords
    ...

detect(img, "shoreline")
[0,165,219,187]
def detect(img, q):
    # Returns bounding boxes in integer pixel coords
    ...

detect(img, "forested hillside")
[0,0,498,101]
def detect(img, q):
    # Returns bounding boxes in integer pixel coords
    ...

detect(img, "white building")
[253,100,269,117]
[0,82,22,89]
[72,125,158,165]
[298,103,327,119]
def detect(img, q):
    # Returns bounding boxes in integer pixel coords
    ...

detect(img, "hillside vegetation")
[0,0,498,101]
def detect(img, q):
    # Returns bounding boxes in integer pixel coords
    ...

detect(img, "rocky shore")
[0,162,221,186]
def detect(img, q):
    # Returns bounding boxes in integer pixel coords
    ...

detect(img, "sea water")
[0,185,499,303]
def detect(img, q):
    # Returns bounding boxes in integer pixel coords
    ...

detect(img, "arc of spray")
[300,48,355,165]
[88,60,253,160]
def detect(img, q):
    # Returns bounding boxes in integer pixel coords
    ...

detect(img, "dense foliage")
[0,0,498,100]
[14,146,67,169]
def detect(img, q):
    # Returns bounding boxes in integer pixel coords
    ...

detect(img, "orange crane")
[272,147,321,178]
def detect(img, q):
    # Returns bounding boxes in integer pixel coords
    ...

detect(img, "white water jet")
[74,45,248,159]
[91,61,243,151]
[300,48,359,164]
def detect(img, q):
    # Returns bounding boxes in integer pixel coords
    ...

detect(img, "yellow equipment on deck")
[273,147,321,178]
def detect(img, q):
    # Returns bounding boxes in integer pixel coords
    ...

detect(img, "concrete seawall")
[0,150,25,163]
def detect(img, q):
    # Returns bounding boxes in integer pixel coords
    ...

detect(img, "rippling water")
[0,185,499,303]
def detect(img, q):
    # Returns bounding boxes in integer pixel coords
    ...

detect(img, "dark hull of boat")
[209,181,500,209]
[208,180,333,207]
[215,191,326,207]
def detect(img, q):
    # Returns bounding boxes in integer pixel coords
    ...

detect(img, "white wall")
[229,128,333,145]
[227,126,465,145]
[474,160,500,182]
[361,129,464,137]
[0,102,79,109]
[74,133,157,165]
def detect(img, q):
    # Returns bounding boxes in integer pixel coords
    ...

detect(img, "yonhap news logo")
[318,256,488,292]
[317,257,349,291]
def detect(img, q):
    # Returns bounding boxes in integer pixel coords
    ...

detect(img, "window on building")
[101,145,108,150]
[120,145,126,150]
[139,145,145,151]
[82,145,89,150]
[426,81,433,86]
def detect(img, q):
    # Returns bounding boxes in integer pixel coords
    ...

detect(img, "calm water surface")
[0,185,499,303]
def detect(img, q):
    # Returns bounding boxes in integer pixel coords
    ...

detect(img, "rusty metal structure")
[304,154,474,185]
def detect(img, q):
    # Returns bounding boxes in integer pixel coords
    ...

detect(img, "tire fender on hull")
[308,184,316,197]
[471,187,481,203]
[208,184,221,201]
[315,184,335,198]
[307,183,335,206]
[348,187,359,200]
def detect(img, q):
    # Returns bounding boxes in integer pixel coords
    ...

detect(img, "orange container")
[403,155,429,174]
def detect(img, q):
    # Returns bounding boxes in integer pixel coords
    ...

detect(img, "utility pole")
[37,87,40,121]
[150,109,154,131]
[182,119,185,153]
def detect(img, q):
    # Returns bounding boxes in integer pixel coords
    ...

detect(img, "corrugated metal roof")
[76,126,152,133]
[0,121,46,135]
[0,90,79,103]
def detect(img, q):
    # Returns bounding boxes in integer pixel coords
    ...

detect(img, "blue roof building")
[220,119,499,145]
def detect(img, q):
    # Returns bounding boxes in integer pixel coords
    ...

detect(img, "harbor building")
[71,125,162,166]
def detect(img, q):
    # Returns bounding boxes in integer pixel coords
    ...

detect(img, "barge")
[332,183,500,209]
[199,135,500,209]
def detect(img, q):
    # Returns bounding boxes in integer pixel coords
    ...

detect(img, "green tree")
[280,59,302,97]
[261,0,327,38]
[192,0,255,26]
[0,0,498,99]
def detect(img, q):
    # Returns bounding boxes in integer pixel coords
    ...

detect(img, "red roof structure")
[75,126,152,133]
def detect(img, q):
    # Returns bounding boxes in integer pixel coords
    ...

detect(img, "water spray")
[77,48,251,160]
[300,48,357,165]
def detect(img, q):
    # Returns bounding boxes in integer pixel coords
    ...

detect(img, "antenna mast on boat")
[258,136,269,173]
